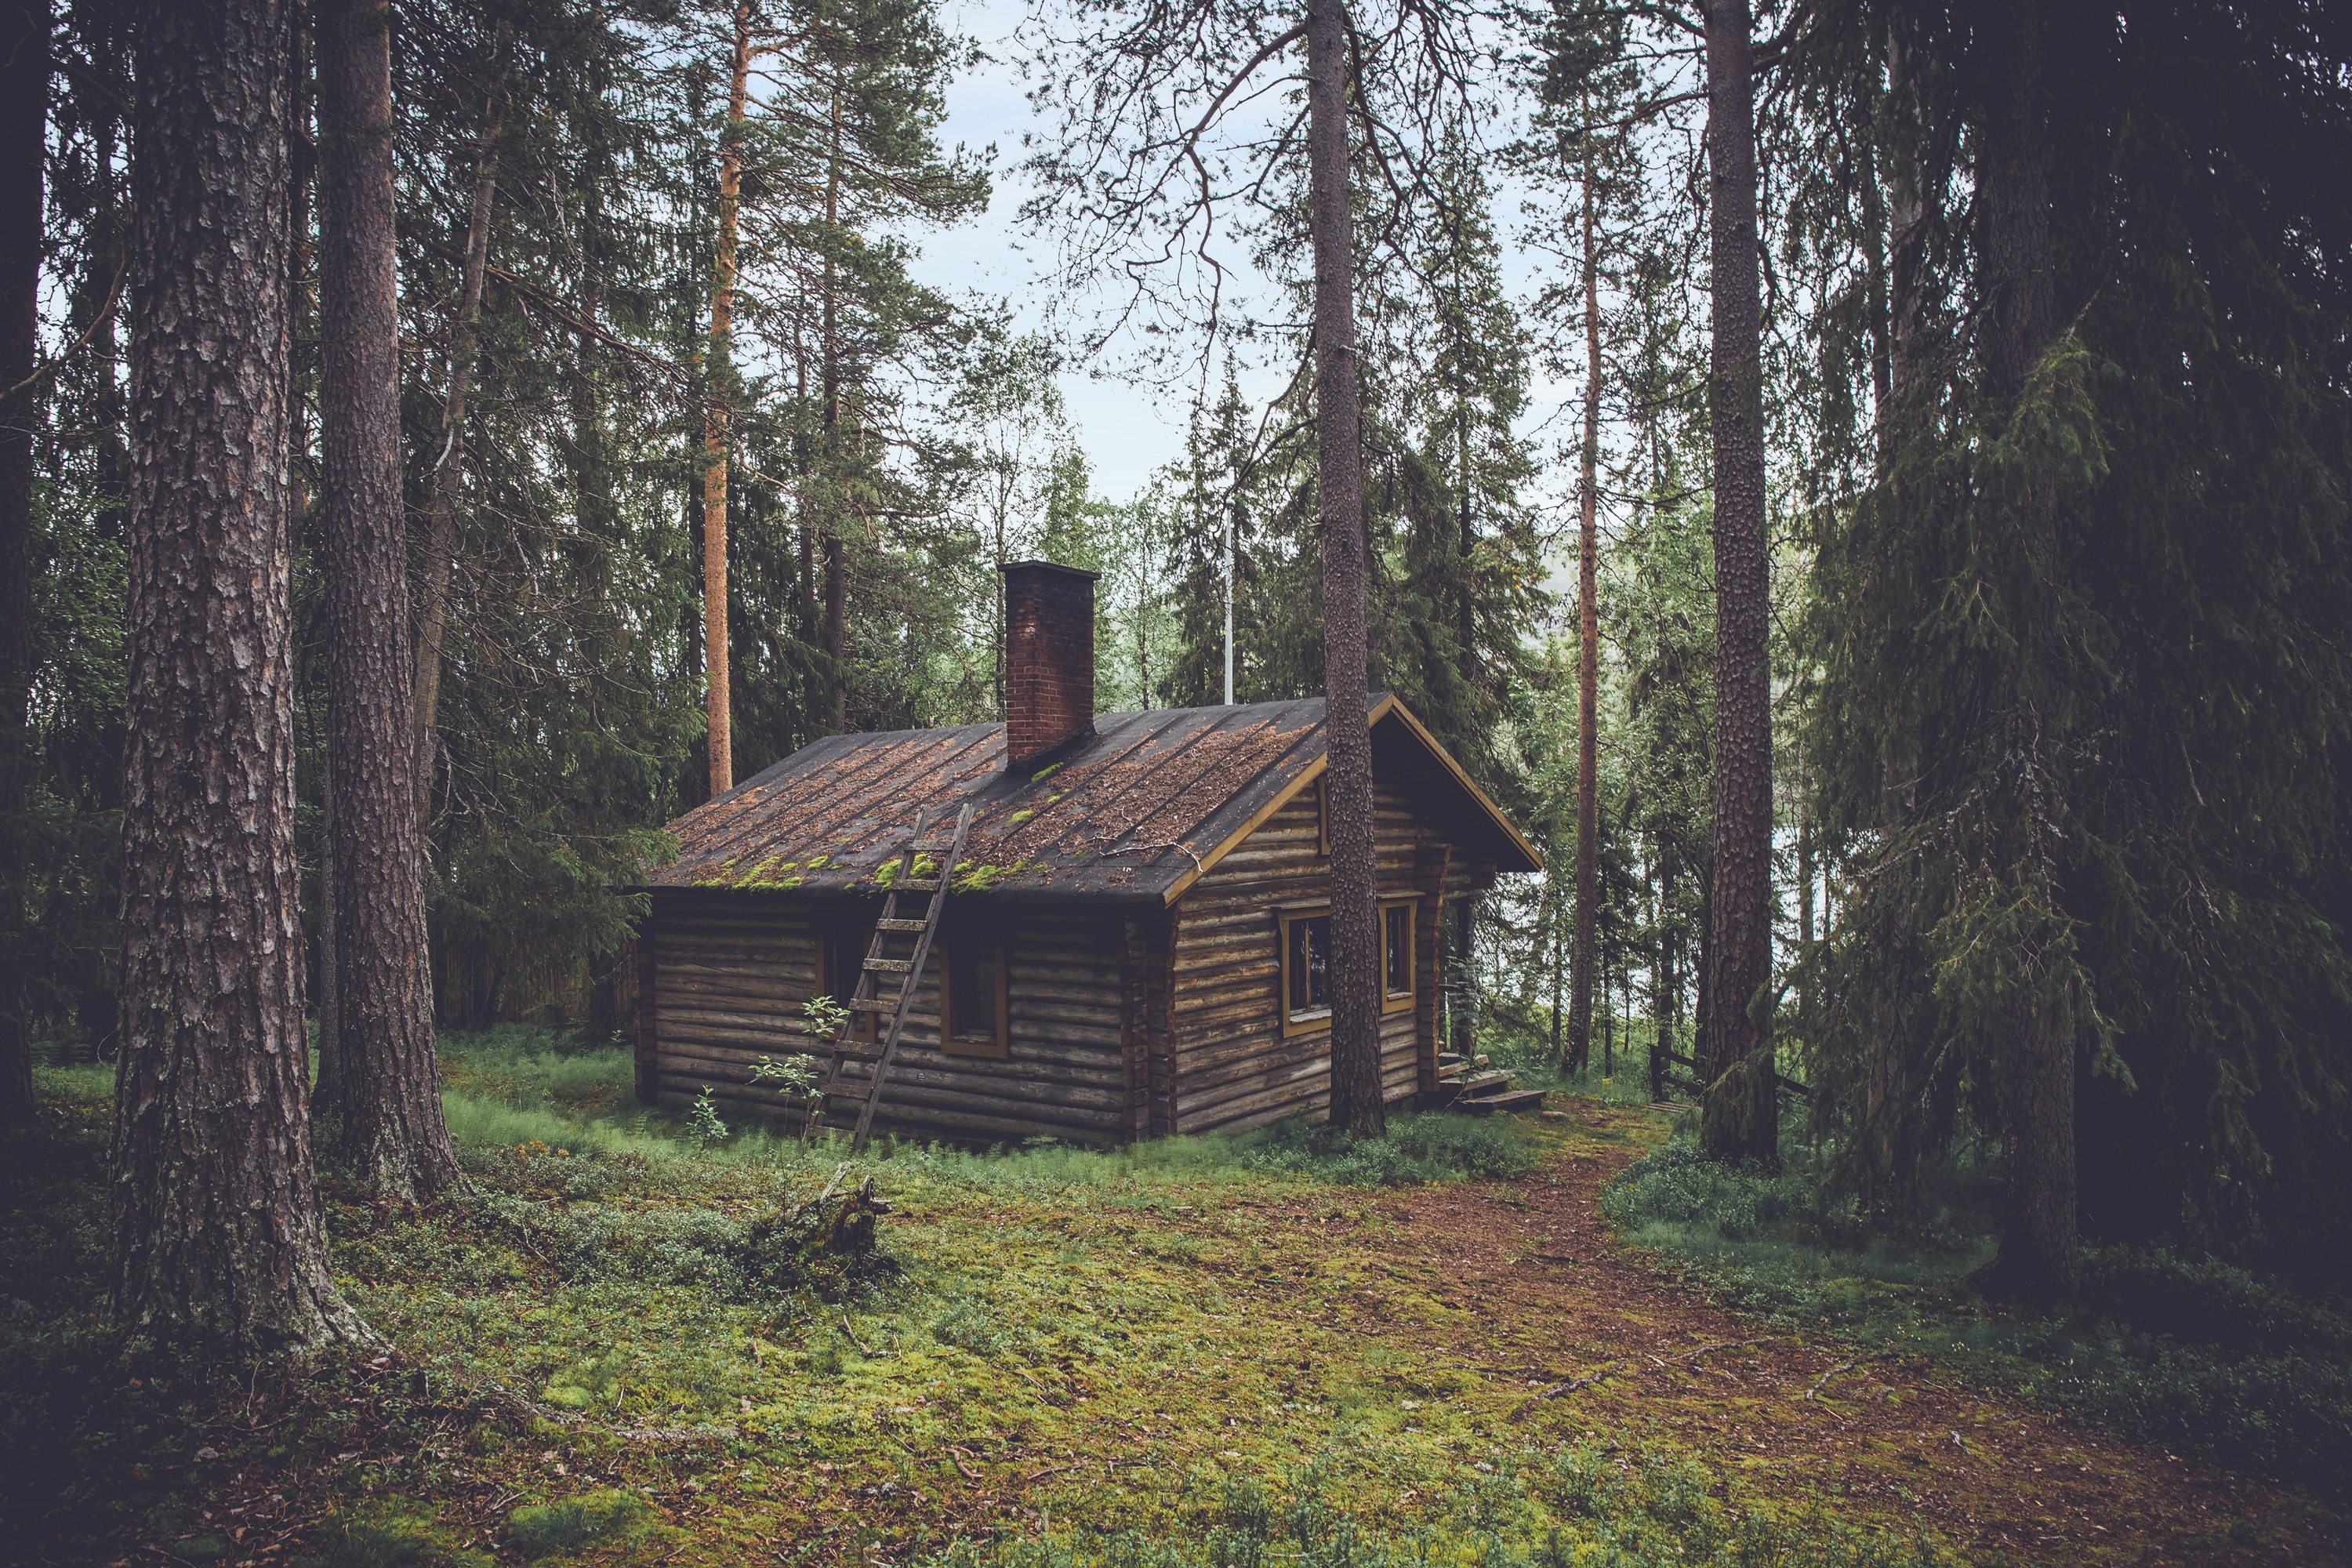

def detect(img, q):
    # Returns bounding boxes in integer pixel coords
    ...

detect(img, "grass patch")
[1602,1133,2352,1500]
[296,1501,491,1568]
[21,1025,2301,1564]
[927,1443,1954,1567]
[507,1488,659,1559]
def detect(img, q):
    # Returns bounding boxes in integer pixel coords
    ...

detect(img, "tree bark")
[318,0,458,1199]
[1303,0,1381,1135]
[411,40,506,826]
[820,81,848,734]
[1698,0,1777,1167]
[1883,24,1929,427]
[0,0,49,1125]
[111,0,366,1352]
[1863,18,1926,1203]
[1566,155,1602,1077]
[703,0,751,787]
[1974,0,2077,1301]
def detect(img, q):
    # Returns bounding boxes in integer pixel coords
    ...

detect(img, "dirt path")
[1364,1104,2345,1567]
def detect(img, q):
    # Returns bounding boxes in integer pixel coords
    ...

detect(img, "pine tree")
[111,0,365,1352]
[0,0,49,1124]
[317,0,458,1198]
[1697,0,1777,1167]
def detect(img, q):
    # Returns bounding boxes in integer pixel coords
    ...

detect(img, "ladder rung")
[864,958,913,974]
[847,998,897,1014]
[892,877,941,892]
[904,838,956,853]
[876,918,927,932]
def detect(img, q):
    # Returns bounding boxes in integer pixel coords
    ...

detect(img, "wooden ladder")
[818,803,975,1154]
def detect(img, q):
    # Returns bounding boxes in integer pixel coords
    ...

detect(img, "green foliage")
[1797,0,2352,1276]
[685,1089,729,1150]
[1602,1138,2352,1498]
[1246,1112,1540,1188]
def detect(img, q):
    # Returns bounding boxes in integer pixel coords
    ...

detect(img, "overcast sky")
[902,0,1590,549]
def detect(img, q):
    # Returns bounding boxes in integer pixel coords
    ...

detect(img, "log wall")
[641,776,1494,1145]
[644,893,1132,1146]
[1164,781,1469,1134]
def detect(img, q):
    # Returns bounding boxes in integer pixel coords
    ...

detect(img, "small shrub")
[1247,1112,1539,1188]
[684,1087,729,1149]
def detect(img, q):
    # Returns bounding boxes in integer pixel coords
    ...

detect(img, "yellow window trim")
[1274,896,1420,1033]
[1381,895,1420,1015]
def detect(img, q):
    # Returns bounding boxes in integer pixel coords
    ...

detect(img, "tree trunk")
[1566,157,1602,1077]
[1863,18,1926,1203]
[1303,0,1381,1136]
[703,0,751,789]
[111,0,365,1352]
[0,0,49,1125]
[1883,23,1929,427]
[1548,871,1564,1060]
[1974,0,2077,1302]
[318,0,458,1200]
[820,82,848,734]
[411,41,506,826]
[316,723,342,1104]
[1698,0,1778,1167]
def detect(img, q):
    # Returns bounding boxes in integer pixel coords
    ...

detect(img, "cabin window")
[940,934,1011,1059]
[1279,910,1333,1035]
[1279,898,1416,1033]
[820,920,877,1042]
[1381,898,1418,1014]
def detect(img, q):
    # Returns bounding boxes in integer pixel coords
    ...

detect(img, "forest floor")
[3,1052,2346,1568]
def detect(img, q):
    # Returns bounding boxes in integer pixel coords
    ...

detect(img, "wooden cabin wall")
[1166,782,1463,1134]
[645,893,1132,1146]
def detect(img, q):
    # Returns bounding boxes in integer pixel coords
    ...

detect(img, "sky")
[902,0,1201,499]
[901,0,1599,561]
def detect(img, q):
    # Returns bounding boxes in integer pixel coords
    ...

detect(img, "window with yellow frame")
[1276,896,1418,1036]
[1380,895,1419,1014]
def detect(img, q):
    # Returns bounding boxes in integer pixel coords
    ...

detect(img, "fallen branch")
[839,1316,877,1357]
[944,1445,985,1482]
[1508,1362,1621,1421]
[1805,1359,1857,1400]
[1666,1338,1769,1364]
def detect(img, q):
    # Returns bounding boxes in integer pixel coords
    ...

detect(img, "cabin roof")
[644,693,1541,905]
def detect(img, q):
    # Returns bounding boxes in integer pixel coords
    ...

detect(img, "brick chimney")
[1002,560,1097,770]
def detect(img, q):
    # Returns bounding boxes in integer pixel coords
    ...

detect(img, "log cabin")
[629,560,1543,1145]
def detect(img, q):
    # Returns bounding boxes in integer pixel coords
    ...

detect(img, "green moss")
[1006,809,1035,827]
[507,1489,656,1560]
[295,1501,491,1568]
[1029,762,1065,784]
[951,860,1037,894]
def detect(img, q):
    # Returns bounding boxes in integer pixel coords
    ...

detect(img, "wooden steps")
[1423,1054,1548,1118]
[1462,1087,1548,1116]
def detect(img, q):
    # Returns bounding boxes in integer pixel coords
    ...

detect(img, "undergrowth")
[1602,1133,2352,1500]
[434,1029,1546,1196]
